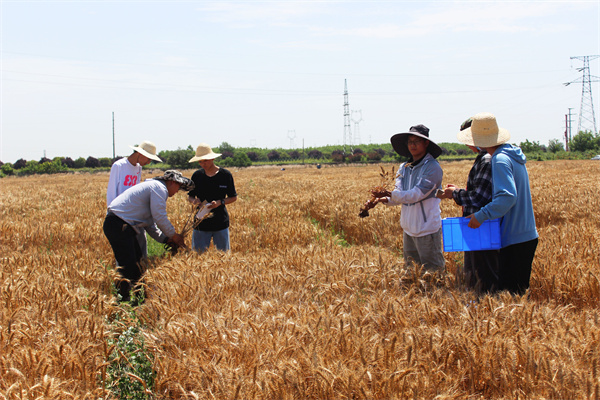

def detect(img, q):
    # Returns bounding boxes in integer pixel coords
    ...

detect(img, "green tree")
[547,139,564,153]
[520,139,543,153]
[161,146,195,169]
[74,157,86,169]
[570,131,599,152]
[1,163,14,176]
[220,152,252,167]
[217,142,235,154]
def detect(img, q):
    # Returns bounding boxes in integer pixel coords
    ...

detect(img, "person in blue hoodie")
[457,112,538,295]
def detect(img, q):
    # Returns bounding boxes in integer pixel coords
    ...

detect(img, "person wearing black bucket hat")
[374,124,445,273]
[103,170,195,304]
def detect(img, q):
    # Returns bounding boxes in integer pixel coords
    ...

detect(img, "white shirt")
[106,157,142,205]
[108,179,175,242]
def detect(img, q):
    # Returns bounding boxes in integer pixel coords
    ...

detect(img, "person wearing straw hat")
[375,124,445,272]
[107,140,162,205]
[107,140,163,257]
[458,112,538,295]
[188,143,238,253]
[104,170,194,304]
[438,117,499,293]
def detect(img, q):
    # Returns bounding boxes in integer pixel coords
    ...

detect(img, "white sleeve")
[106,164,120,205]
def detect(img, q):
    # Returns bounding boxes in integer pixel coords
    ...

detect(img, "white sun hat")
[457,112,511,148]
[129,140,162,162]
[188,143,221,163]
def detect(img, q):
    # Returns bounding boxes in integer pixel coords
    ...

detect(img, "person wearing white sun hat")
[458,112,538,295]
[107,140,163,258]
[187,143,238,253]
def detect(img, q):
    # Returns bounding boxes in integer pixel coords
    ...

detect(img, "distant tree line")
[2,131,599,178]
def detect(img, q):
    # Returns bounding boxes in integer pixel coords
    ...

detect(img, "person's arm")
[452,158,493,209]
[473,154,517,224]
[148,183,176,241]
[388,161,442,205]
[106,164,119,205]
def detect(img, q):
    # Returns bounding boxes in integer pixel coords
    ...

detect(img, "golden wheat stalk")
[179,201,213,238]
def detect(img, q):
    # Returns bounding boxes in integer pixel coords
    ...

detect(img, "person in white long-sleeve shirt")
[103,170,194,304]
[375,124,445,272]
[107,140,163,257]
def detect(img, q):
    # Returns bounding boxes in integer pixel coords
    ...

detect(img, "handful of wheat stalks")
[165,201,213,254]
[358,165,396,218]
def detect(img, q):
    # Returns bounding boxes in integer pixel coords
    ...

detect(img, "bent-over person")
[103,170,194,304]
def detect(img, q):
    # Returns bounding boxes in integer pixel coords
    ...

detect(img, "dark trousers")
[103,214,144,301]
[499,238,538,295]
[464,249,500,293]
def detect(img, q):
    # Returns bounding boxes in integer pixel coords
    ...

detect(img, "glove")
[164,237,180,255]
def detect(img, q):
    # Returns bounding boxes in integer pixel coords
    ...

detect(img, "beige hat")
[130,140,162,162]
[457,112,511,148]
[189,143,221,163]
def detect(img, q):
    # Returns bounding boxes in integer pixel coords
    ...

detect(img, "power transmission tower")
[351,110,362,146]
[343,79,352,153]
[287,130,296,149]
[565,55,599,134]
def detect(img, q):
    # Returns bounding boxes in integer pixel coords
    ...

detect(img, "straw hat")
[153,170,195,192]
[130,141,162,162]
[189,143,221,163]
[391,124,443,159]
[457,112,510,148]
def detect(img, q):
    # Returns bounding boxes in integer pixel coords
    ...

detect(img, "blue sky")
[1,1,598,163]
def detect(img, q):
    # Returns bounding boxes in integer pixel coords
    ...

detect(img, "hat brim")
[130,146,162,162]
[154,176,195,192]
[457,127,511,148]
[189,152,221,163]
[391,132,443,159]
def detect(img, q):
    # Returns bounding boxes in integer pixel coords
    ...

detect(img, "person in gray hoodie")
[458,112,538,295]
[375,124,445,272]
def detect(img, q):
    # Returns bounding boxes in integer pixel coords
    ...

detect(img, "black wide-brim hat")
[390,124,443,159]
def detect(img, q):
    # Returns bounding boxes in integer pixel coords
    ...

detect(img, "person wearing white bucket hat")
[458,112,538,295]
[187,143,238,253]
[107,140,163,258]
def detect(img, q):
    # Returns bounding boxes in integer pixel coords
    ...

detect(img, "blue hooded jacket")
[473,144,538,247]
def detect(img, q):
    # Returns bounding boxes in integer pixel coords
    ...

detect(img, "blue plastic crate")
[442,217,501,252]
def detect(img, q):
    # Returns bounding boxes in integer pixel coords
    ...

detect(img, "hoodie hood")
[496,143,526,165]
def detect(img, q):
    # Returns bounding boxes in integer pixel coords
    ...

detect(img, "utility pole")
[564,55,599,134]
[112,112,115,160]
[564,114,569,152]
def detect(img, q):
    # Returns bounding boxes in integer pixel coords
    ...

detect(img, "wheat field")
[1,160,599,399]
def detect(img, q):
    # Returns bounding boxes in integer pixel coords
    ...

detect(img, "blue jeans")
[192,228,230,253]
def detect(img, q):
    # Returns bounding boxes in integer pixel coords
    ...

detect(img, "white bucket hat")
[130,140,162,162]
[457,112,511,148]
[189,143,221,163]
